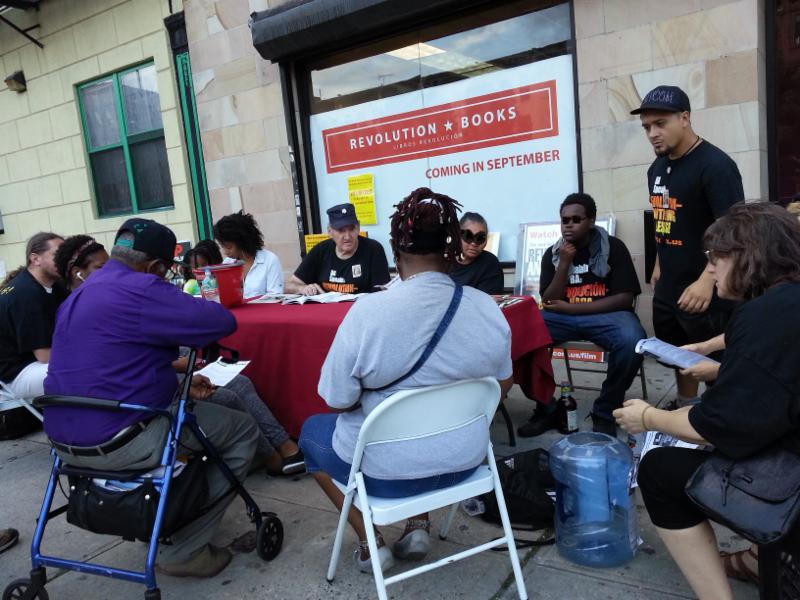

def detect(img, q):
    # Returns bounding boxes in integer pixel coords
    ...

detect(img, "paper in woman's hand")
[634,337,720,370]
[195,358,251,387]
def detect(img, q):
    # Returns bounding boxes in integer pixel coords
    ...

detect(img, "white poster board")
[515,216,615,300]
[309,55,579,262]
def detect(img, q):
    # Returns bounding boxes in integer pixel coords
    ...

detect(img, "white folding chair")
[326,377,528,600]
[0,380,43,422]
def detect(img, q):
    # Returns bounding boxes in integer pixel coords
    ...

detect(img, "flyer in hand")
[634,337,719,370]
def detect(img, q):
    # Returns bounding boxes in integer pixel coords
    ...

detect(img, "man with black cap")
[43,218,259,578]
[633,86,743,404]
[286,203,390,295]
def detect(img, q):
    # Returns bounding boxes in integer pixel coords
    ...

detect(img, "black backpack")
[481,448,556,548]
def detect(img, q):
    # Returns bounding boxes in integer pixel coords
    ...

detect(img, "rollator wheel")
[3,579,49,600]
[256,513,283,561]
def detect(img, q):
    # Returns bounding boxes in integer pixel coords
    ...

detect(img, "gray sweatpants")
[54,401,259,564]
[208,374,290,458]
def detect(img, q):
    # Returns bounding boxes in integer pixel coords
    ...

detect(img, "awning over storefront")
[250,0,494,62]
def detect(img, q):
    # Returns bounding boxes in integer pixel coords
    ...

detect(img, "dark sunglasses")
[561,216,589,225]
[461,229,487,245]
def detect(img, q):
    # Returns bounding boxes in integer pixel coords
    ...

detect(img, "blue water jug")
[549,432,637,568]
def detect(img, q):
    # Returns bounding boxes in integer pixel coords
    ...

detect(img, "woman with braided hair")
[299,187,514,574]
[54,235,109,291]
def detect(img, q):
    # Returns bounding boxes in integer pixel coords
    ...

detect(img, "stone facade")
[574,0,768,329]
[0,0,195,275]
[183,0,301,279]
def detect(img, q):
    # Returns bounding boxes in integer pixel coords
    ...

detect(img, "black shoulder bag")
[685,445,800,545]
[367,284,463,393]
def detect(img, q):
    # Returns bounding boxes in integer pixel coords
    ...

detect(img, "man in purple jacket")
[43,218,258,578]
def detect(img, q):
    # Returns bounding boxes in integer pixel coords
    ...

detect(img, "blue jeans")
[543,310,646,420]
[299,414,476,498]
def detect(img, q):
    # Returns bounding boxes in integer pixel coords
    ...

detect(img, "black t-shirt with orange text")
[647,140,743,303]
[540,236,641,307]
[294,237,390,294]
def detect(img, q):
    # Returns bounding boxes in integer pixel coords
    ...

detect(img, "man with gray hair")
[43,218,258,578]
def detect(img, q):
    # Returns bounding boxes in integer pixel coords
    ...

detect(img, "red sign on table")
[321,80,559,173]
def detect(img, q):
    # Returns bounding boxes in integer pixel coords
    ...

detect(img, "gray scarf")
[551,226,611,278]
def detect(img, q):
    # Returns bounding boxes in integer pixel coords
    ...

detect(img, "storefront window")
[303,0,577,263]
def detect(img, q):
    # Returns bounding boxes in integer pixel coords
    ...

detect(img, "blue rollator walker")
[2,347,283,600]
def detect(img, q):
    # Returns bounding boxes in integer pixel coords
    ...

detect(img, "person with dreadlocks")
[0,232,66,399]
[299,187,514,574]
[54,235,109,291]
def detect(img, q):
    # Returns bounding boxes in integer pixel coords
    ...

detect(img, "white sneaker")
[355,543,395,574]
[392,528,431,560]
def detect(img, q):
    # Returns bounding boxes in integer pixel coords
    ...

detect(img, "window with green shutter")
[77,62,174,217]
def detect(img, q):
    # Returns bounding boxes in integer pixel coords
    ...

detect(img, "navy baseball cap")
[631,85,691,115]
[327,203,359,229]
[114,218,177,262]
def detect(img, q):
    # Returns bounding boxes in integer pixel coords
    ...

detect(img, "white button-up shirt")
[225,249,283,297]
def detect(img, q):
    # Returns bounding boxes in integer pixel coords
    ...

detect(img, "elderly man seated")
[286,203,390,295]
[43,218,258,579]
[299,188,514,573]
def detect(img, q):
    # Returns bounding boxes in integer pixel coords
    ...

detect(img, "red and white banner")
[309,55,579,262]
[322,81,559,173]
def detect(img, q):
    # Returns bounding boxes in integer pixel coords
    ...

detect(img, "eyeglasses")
[561,216,589,225]
[460,229,487,245]
[148,259,175,281]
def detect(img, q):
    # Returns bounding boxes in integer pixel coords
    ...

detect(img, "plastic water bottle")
[201,269,220,303]
[549,432,637,568]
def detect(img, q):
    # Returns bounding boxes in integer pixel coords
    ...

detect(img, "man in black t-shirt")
[632,85,743,404]
[287,203,390,295]
[518,194,646,438]
[0,232,66,399]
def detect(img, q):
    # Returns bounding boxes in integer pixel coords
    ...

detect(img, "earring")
[76,272,85,281]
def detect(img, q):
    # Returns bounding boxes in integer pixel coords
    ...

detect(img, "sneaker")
[0,528,18,554]
[157,544,232,578]
[393,528,431,560]
[281,451,305,475]
[590,413,617,437]
[517,404,559,438]
[355,541,395,574]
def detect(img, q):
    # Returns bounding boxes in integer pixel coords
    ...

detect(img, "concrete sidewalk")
[0,359,758,599]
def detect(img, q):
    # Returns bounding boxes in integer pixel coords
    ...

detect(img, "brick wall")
[0,0,195,274]
[574,0,768,332]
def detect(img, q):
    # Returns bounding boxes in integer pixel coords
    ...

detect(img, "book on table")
[634,337,719,370]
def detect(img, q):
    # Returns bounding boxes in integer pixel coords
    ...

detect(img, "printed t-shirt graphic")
[539,237,640,306]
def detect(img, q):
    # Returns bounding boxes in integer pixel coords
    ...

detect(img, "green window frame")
[77,61,174,217]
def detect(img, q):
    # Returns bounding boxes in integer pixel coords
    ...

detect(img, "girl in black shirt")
[449,212,504,294]
[614,203,800,600]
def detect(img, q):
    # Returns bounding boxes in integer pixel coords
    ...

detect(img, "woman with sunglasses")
[614,202,800,600]
[449,212,504,294]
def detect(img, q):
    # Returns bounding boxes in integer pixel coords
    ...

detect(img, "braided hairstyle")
[389,187,462,263]
[54,235,105,287]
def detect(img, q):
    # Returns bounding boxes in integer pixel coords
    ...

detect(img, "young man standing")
[518,193,646,437]
[0,232,65,399]
[286,203,390,295]
[632,85,743,404]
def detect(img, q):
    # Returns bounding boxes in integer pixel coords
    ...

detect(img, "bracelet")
[641,406,653,431]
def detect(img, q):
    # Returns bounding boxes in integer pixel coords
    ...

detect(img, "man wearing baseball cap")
[633,86,743,405]
[286,203,390,295]
[43,218,258,578]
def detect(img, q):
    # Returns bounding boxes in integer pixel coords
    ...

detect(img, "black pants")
[638,446,711,530]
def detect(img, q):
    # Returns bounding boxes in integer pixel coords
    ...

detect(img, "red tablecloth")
[223,296,554,437]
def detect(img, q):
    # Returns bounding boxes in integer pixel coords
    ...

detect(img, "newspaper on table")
[634,337,719,370]
[630,430,702,487]
[249,293,302,304]
[281,291,364,305]
[195,357,251,387]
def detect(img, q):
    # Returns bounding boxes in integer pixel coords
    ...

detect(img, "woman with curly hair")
[213,211,283,297]
[53,234,108,291]
[299,187,514,573]
[614,202,800,600]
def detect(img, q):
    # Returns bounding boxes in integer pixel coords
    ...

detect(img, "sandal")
[720,548,759,585]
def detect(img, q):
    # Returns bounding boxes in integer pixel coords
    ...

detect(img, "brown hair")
[389,187,462,263]
[2,232,63,286]
[704,202,800,300]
